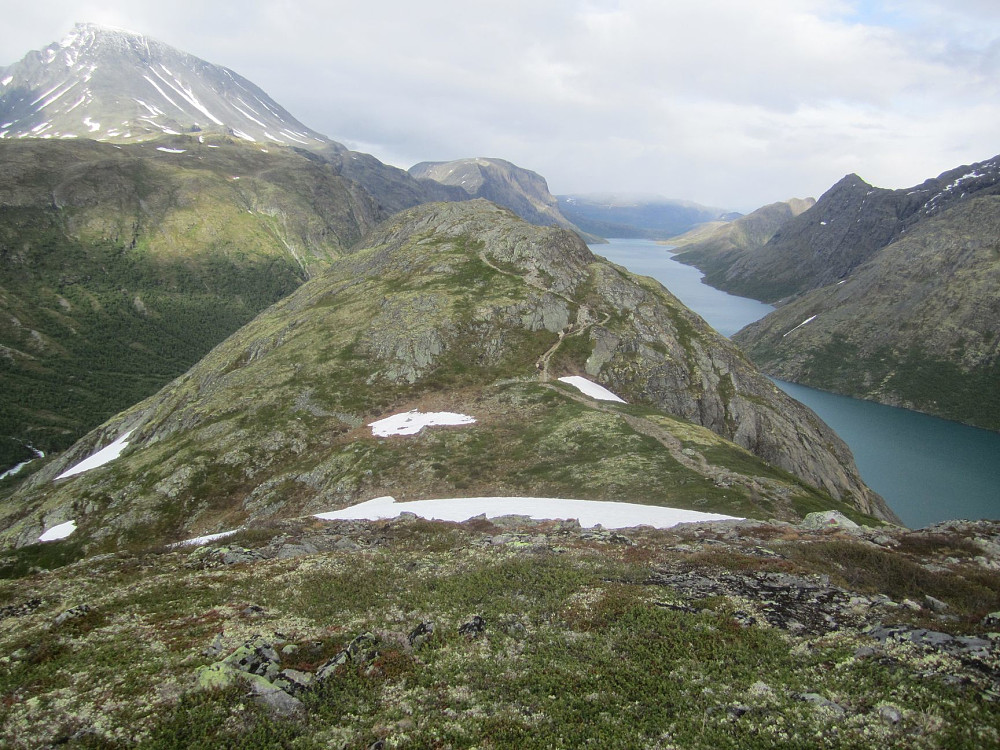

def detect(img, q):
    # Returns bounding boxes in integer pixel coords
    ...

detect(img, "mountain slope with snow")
[694,156,1000,303]
[1,200,892,550]
[0,23,333,148]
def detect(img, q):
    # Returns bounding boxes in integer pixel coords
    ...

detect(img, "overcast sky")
[2,1,998,210]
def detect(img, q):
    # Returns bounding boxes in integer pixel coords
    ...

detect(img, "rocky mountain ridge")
[409,157,583,235]
[686,156,1000,303]
[732,192,1000,430]
[1,200,893,552]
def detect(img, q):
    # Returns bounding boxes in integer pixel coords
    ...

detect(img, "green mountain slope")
[733,194,1000,430]
[1,200,894,551]
[0,136,378,469]
[670,198,815,284]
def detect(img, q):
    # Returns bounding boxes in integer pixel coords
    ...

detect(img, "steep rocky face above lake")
[1,200,893,550]
[733,193,1000,431]
[684,156,1000,303]
[409,157,585,235]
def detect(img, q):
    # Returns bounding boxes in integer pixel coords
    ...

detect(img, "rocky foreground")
[2,511,998,748]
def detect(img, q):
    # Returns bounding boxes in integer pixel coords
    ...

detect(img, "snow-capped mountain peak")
[0,22,332,147]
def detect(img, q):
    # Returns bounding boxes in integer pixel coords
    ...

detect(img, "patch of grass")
[0,538,87,579]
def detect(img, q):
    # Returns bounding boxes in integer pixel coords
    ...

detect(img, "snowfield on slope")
[38,520,76,541]
[369,410,476,437]
[315,495,741,529]
[54,430,133,480]
[557,376,626,403]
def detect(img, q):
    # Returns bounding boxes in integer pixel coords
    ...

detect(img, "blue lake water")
[592,238,1000,528]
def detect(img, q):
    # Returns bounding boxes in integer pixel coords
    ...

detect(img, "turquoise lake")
[592,238,1000,529]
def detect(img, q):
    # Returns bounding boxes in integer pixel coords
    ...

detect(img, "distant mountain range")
[557,194,738,240]
[678,158,1000,431]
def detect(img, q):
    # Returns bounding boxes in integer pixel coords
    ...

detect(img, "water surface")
[591,238,1000,528]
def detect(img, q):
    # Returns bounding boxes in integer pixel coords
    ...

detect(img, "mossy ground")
[1,516,998,748]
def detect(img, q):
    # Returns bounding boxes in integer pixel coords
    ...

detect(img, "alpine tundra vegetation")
[0,20,997,750]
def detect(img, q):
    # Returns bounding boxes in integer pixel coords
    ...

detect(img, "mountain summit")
[0,23,332,148]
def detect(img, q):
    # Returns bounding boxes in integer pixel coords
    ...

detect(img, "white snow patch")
[232,129,255,142]
[39,520,76,542]
[370,410,476,437]
[150,68,223,125]
[783,315,818,337]
[171,529,240,547]
[232,100,267,127]
[55,431,133,480]
[263,131,286,143]
[280,130,309,145]
[316,495,741,530]
[1,447,43,480]
[83,117,100,132]
[156,147,186,153]
[65,94,87,114]
[819,221,827,226]
[558,376,626,403]
[1,76,11,86]
[143,74,182,111]
[159,127,181,135]
[36,80,79,110]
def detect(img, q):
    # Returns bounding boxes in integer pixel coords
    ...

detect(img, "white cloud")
[2,0,998,210]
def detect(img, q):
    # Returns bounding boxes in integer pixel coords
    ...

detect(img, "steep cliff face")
[733,194,1000,430]
[1,200,893,550]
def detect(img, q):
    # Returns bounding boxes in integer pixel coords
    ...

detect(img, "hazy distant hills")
[703,157,1000,431]
[670,198,815,282]
[557,194,738,240]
